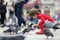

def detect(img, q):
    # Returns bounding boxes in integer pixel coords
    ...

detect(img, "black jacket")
[0,3,7,13]
[15,1,26,17]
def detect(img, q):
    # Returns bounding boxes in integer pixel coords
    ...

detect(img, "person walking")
[0,0,7,27]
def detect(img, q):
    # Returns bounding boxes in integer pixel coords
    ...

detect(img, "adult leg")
[1,13,6,27]
[1,13,6,26]
[21,18,26,26]
[18,18,22,27]
[0,12,1,25]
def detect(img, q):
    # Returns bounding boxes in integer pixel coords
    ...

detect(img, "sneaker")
[36,30,44,34]
[1,24,5,28]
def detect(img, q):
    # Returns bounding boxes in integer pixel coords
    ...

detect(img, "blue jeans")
[27,16,38,24]
[33,18,38,24]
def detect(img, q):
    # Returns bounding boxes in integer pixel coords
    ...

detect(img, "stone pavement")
[0,27,60,40]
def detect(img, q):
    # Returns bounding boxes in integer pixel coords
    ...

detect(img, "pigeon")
[43,28,54,39]
[3,25,18,34]
[22,23,34,34]
[3,28,13,34]
[53,23,60,30]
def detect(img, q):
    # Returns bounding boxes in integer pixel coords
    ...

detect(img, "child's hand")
[34,24,39,27]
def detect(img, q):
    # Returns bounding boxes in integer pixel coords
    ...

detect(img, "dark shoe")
[1,24,4,28]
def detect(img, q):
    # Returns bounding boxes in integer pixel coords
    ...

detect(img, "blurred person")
[23,0,41,9]
[23,0,41,21]
[8,2,14,20]
[14,0,29,27]
[5,1,18,27]
[29,9,60,34]
[53,13,59,22]
[0,0,7,27]
[26,10,34,22]
[23,0,41,23]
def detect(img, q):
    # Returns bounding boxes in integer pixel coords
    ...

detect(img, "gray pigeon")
[43,28,54,39]
[3,25,18,34]
[22,23,35,34]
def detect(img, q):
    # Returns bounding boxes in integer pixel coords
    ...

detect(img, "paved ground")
[24,29,60,40]
[0,27,60,40]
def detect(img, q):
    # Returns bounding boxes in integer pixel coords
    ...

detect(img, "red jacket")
[37,13,54,29]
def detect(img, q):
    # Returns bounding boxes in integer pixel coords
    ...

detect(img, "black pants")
[0,13,1,24]
[18,17,26,27]
[1,12,6,24]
